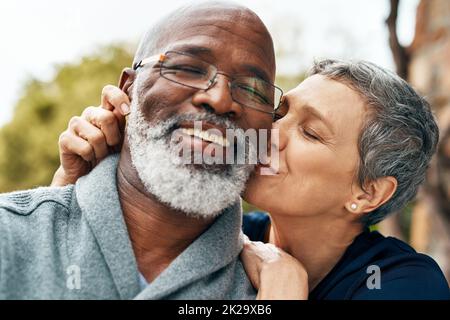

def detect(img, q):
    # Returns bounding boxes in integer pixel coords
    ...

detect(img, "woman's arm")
[240,236,309,300]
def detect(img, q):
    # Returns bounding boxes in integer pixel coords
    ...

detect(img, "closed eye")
[164,65,207,75]
[235,84,270,105]
[300,127,321,141]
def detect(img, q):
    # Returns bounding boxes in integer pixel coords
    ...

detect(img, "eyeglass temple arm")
[133,53,166,70]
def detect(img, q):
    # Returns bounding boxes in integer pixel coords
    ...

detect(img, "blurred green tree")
[276,74,306,93]
[0,45,133,192]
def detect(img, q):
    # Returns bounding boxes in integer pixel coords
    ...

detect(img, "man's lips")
[179,121,227,136]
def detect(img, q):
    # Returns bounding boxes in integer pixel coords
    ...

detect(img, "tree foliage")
[0,45,133,192]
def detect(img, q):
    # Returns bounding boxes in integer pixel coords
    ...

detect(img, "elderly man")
[0,2,280,299]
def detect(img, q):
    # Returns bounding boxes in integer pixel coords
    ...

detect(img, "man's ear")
[118,67,136,97]
[346,176,398,215]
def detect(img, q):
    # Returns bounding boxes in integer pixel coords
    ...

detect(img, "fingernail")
[120,103,130,115]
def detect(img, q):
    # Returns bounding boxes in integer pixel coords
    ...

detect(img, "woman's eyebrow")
[300,104,335,135]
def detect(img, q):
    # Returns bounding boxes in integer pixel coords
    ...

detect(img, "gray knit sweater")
[0,155,256,300]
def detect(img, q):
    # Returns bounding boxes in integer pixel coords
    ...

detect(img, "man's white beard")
[126,96,255,219]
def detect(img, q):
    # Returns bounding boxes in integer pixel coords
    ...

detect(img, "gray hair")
[309,59,439,226]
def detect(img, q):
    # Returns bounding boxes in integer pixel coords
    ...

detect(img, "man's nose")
[191,75,243,119]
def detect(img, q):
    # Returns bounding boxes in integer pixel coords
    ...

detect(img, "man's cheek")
[140,82,190,122]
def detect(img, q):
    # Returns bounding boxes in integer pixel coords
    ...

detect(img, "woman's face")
[244,74,367,218]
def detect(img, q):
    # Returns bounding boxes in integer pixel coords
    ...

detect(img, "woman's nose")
[271,118,288,152]
[191,75,243,119]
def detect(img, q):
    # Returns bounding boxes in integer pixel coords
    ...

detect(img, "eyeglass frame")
[133,50,284,121]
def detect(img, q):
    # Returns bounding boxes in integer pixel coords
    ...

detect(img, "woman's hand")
[51,85,130,187]
[240,235,309,300]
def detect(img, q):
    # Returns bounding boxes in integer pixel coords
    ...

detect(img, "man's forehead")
[134,2,276,80]
[168,12,271,45]
[159,19,275,80]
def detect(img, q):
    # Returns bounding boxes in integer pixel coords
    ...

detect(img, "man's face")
[135,11,276,132]
[125,6,277,218]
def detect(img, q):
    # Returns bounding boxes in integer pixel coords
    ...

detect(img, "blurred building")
[408,0,450,283]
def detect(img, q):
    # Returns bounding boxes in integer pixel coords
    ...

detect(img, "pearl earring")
[350,203,358,210]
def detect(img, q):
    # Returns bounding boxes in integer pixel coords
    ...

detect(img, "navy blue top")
[243,212,450,300]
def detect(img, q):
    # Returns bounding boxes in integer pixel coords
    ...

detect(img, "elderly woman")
[52,59,450,299]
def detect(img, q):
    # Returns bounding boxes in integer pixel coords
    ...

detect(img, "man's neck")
[117,146,214,283]
[268,212,363,291]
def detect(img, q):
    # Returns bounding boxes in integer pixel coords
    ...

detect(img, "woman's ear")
[118,67,136,97]
[346,176,398,215]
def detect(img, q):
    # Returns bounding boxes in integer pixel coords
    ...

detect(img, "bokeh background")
[0,0,449,284]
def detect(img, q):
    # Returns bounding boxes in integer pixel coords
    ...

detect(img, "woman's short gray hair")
[309,59,439,226]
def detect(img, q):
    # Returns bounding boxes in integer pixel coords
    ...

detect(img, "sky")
[0,0,420,126]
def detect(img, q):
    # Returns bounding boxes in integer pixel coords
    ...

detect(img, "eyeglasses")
[133,51,284,119]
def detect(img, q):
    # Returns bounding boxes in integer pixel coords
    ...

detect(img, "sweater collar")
[76,154,245,299]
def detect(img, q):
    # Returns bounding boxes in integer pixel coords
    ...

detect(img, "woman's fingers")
[241,237,309,299]
[101,84,130,115]
[53,85,129,187]
[59,130,96,163]
[243,239,281,263]
[81,106,122,148]
[241,239,264,289]
[68,116,109,163]
[101,85,129,134]
[65,103,123,171]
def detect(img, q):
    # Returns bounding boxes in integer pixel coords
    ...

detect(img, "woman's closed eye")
[299,126,321,142]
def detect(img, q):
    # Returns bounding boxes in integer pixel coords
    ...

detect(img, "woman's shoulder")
[313,230,450,300]
[350,242,450,300]
[373,233,450,297]
[360,231,448,276]
[242,211,270,242]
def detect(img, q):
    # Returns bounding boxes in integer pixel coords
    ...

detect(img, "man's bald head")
[132,1,275,79]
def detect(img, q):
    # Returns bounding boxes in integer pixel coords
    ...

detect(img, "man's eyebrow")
[301,104,335,135]
[169,45,213,56]
[242,64,272,83]
[165,45,272,83]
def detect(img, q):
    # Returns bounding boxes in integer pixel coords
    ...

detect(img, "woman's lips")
[256,163,280,176]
